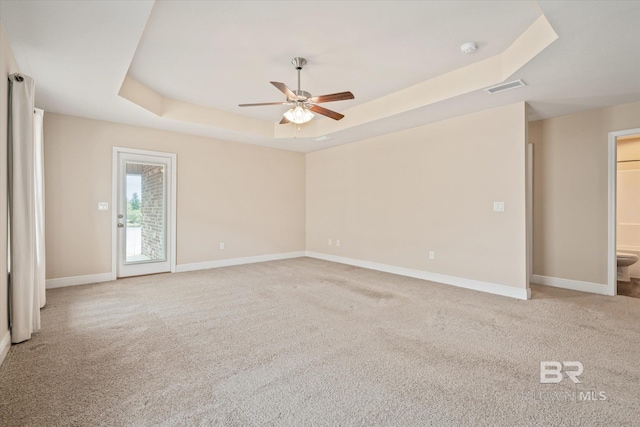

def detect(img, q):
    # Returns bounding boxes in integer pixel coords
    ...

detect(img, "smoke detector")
[460,42,477,54]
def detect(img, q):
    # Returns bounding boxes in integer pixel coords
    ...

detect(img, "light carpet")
[1,257,639,426]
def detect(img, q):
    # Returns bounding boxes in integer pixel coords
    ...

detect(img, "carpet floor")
[1,257,639,426]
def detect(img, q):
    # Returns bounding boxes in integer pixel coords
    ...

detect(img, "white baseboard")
[43,252,531,301]
[305,251,531,300]
[530,274,612,296]
[0,329,11,367]
[45,253,306,289]
[175,251,306,273]
[46,272,113,289]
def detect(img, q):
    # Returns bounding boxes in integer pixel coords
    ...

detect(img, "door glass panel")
[125,162,166,263]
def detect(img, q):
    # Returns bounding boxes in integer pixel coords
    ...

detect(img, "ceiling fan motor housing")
[293,90,311,100]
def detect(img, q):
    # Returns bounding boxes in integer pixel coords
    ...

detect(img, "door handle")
[118,214,124,219]
[117,223,124,228]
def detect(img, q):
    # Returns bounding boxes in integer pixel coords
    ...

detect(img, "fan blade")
[239,102,289,107]
[271,81,298,100]
[279,117,290,124]
[310,91,354,104]
[309,105,344,121]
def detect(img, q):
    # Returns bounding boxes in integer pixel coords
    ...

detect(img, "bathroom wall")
[617,135,640,278]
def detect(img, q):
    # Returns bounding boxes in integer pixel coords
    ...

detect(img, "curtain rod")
[617,159,640,163]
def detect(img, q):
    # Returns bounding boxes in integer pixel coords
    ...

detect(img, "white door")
[115,149,176,278]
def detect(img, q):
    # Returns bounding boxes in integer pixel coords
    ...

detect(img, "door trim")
[111,147,177,280]
[607,128,640,296]
[526,141,533,288]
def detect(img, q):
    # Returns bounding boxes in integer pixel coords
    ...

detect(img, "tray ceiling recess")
[118,6,557,141]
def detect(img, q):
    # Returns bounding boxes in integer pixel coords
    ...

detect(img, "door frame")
[526,140,533,296]
[607,127,640,296]
[111,147,177,280]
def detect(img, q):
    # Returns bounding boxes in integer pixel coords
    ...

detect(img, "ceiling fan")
[239,57,354,125]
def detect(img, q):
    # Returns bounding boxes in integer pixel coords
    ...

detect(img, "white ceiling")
[1,1,639,153]
[129,1,539,122]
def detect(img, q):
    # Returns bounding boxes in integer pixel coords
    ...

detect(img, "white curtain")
[8,73,45,343]
[34,108,46,310]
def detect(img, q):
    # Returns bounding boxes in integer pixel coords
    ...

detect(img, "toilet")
[617,252,639,282]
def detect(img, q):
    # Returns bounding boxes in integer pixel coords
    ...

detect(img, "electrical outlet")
[493,201,505,212]
[328,239,332,246]
[336,240,340,247]
[429,251,435,260]
[220,242,225,250]
[98,202,109,211]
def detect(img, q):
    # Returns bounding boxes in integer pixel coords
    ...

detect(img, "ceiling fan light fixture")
[284,106,314,124]
[240,57,353,124]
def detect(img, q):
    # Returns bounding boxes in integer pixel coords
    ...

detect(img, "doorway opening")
[614,132,640,298]
[608,128,640,297]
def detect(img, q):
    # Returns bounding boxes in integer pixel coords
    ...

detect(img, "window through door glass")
[125,162,166,263]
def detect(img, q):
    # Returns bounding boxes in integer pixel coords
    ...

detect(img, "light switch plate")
[493,201,505,212]
[98,202,109,211]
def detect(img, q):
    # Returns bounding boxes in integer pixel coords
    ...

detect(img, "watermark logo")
[540,361,583,384]
[516,361,607,402]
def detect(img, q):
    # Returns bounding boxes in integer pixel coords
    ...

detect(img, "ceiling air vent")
[485,79,526,94]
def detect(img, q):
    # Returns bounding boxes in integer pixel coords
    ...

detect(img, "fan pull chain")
[292,124,302,139]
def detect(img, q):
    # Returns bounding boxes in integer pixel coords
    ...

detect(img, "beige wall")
[44,113,306,279]
[0,23,20,349]
[306,103,528,289]
[531,102,640,284]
